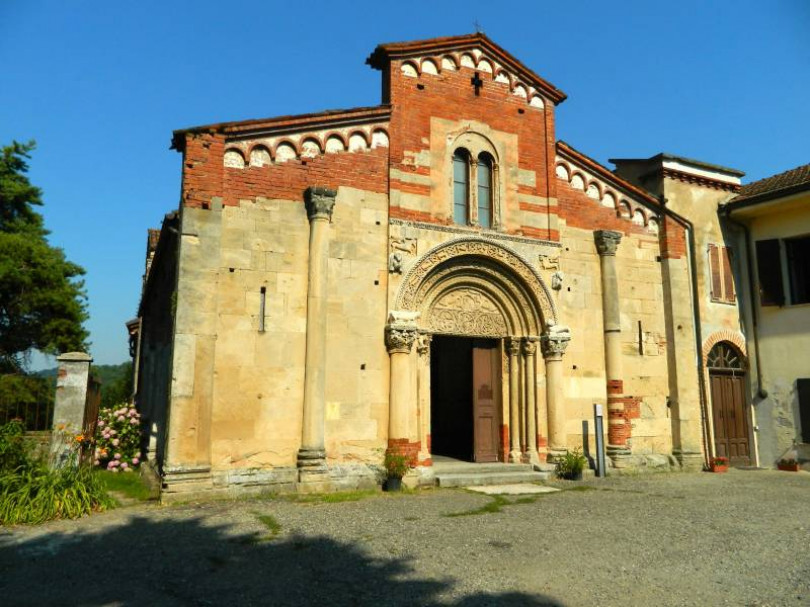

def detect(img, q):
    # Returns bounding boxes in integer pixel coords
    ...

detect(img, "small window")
[785,236,810,305]
[708,244,735,303]
[477,154,493,229]
[755,239,785,306]
[452,149,469,225]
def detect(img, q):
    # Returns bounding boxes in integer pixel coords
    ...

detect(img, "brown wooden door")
[472,346,499,462]
[710,373,750,466]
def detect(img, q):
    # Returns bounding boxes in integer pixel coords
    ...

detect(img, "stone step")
[436,470,551,488]
[433,462,535,475]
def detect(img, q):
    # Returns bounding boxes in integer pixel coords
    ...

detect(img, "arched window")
[452,149,470,225]
[477,154,493,229]
[707,342,745,374]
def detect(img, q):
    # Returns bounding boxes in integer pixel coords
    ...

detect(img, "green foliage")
[0,140,88,371]
[0,419,29,473]
[94,406,142,472]
[0,421,112,525]
[555,448,588,480]
[96,362,133,408]
[0,373,53,430]
[0,463,113,525]
[383,450,410,479]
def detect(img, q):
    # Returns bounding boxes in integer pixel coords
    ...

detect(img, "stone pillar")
[385,311,420,463]
[594,229,632,464]
[50,352,93,469]
[507,337,522,463]
[298,187,337,477]
[542,328,571,461]
[416,333,432,465]
[523,338,540,464]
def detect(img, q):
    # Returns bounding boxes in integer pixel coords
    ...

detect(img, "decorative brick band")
[607,379,624,395]
[702,330,747,360]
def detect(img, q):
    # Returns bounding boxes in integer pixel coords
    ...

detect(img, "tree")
[0,140,88,372]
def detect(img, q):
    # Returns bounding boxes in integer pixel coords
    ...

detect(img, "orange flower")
[75,434,85,443]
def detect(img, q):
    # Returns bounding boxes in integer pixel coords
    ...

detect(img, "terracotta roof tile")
[733,163,810,202]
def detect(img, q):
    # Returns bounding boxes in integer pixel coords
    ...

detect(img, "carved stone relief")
[389,237,417,274]
[426,289,507,337]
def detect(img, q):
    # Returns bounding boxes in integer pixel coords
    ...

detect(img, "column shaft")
[542,328,570,461]
[385,312,420,464]
[298,187,336,471]
[523,339,539,464]
[508,338,522,462]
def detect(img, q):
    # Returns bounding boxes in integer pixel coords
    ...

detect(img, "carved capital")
[416,333,432,356]
[594,230,622,256]
[304,186,337,222]
[385,311,420,354]
[507,337,521,357]
[541,326,571,358]
[385,327,418,354]
[522,338,538,356]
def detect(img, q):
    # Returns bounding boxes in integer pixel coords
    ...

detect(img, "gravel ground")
[1,469,808,606]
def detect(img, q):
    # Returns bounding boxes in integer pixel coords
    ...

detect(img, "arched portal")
[386,238,568,467]
[706,341,751,466]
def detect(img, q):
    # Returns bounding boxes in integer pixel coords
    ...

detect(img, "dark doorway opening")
[430,335,500,462]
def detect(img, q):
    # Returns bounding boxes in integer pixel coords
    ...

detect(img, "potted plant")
[383,450,410,491]
[709,456,729,473]
[555,447,587,481]
[777,458,800,472]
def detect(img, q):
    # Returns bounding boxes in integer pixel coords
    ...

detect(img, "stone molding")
[304,186,337,222]
[594,230,623,256]
[389,218,562,249]
[416,333,432,357]
[522,338,538,356]
[507,337,521,356]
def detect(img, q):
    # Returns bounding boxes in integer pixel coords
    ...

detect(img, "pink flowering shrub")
[94,405,142,473]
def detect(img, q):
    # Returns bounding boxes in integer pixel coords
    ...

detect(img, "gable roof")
[726,162,810,208]
[366,33,567,105]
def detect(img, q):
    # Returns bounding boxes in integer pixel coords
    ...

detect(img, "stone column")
[298,187,337,476]
[50,352,93,469]
[594,230,632,463]
[542,328,571,461]
[385,311,420,463]
[522,339,539,463]
[507,337,522,463]
[416,333,432,465]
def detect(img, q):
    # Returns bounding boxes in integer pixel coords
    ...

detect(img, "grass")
[270,489,380,504]
[443,494,510,517]
[95,469,152,502]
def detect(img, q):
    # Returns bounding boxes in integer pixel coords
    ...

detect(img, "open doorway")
[430,335,500,462]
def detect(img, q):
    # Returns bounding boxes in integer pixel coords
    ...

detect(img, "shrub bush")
[94,405,142,472]
[0,419,29,473]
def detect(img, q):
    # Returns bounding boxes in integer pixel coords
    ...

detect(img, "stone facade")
[136,34,764,498]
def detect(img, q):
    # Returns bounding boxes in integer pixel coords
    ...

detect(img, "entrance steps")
[432,460,551,488]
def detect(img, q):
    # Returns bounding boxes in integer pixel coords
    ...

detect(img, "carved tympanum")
[426,289,507,337]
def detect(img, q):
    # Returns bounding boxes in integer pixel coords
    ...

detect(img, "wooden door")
[710,373,750,466]
[472,346,499,462]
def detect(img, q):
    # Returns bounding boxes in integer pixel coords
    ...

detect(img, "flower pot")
[384,477,402,492]
[777,462,800,472]
[562,470,583,481]
[710,465,728,474]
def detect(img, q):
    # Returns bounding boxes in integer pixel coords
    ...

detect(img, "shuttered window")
[452,150,469,225]
[755,239,785,306]
[477,154,493,229]
[785,236,810,305]
[708,244,735,303]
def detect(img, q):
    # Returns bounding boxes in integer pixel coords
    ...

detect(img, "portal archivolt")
[395,237,556,337]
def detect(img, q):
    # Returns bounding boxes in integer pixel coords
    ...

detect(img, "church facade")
[136,34,761,498]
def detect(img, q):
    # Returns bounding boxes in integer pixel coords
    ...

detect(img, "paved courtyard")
[1,469,808,606]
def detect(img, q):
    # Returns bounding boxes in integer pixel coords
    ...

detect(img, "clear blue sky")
[1,1,808,368]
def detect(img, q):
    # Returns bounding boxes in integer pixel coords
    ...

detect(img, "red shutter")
[722,247,735,302]
[709,244,722,300]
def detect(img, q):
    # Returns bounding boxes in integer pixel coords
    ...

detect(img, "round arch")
[394,237,557,337]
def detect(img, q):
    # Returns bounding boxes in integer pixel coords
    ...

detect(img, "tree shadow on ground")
[0,514,564,606]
